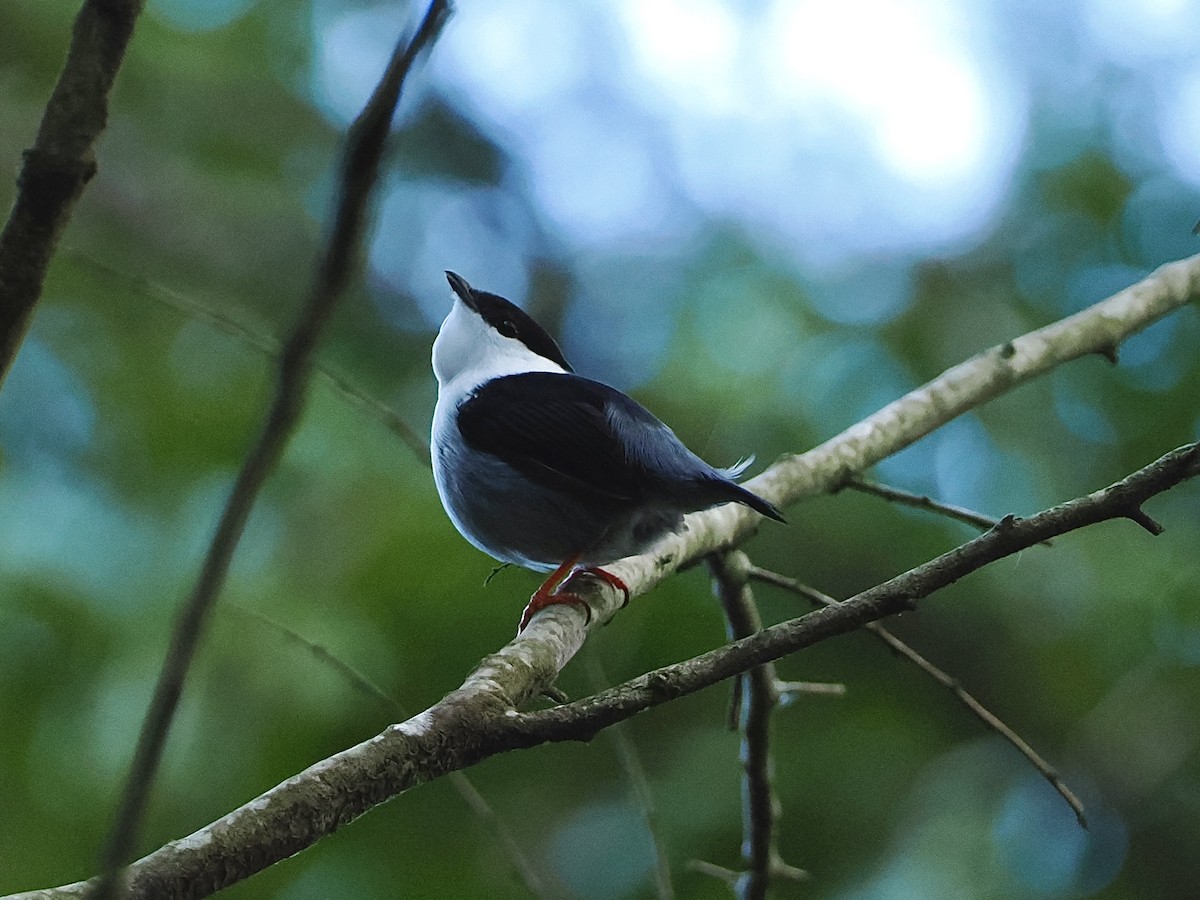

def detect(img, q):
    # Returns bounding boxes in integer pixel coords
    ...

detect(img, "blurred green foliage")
[2,2,1200,899]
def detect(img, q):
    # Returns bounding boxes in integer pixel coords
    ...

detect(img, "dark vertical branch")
[708,551,805,899]
[88,3,453,898]
[0,0,146,385]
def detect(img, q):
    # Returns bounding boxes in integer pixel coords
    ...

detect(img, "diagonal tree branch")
[596,252,1200,620]
[88,4,453,898]
[0,0,146,385]
[12,442,1196,899]
[228,605,551,897]
[6,5,1193,900]
[516,443,1198,743]
[844,476,1025,534]
[9,217,1196,898]
[12,249,1197,898]
[744,568,1087,828]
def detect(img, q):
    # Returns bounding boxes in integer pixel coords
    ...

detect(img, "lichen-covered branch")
[596,252,1200,615]
[10,442,1195,899]
[228,606,550,897]
[7,615,581,899]
[514,443,1198,742]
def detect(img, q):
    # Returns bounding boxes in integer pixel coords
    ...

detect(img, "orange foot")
[518,557,631,632]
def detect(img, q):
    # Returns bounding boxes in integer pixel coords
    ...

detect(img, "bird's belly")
[433,439,624,570]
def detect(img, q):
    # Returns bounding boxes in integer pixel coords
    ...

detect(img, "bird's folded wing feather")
[456,372,697,503]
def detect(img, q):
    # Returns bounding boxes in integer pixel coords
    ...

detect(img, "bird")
[430,271,785,631]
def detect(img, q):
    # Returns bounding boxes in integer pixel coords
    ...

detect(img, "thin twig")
[227,605,551,898]
[844,477,1053,547]
[0,0,147,385]
[314,362,431,466]
[70,251,431,463]
[585,653,674,900]
[744,567,1088,829]
[88,5,452,898]
[688,856,808,895]
[687,860,738,886]
[229,606,398,709]
[443,775,548,896]
[774,681,846,700]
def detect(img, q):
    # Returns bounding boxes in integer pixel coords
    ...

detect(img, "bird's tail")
[707,456,786,523]
[723,480,787,523]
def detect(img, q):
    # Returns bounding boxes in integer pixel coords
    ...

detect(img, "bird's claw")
[518,590,591,633]
[516,566,630,632]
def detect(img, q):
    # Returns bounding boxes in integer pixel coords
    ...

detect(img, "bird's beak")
[445,270,478,312]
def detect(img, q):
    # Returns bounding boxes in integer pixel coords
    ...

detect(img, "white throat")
[432,298,567,401]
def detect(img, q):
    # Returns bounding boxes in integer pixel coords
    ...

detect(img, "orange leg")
[518,556,631,632]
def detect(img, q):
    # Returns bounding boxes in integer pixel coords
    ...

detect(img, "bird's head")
[433,271,573,389]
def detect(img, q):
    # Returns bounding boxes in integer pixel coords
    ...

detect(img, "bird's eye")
[498,320,519,338]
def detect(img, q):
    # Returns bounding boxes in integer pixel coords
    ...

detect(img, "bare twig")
[688,859,739,886]
[774,681,846,700]
[0,0,146,385]
[227,605,550,897]
[744,568,1088,829]
[844,477,1053,548]
[229,605,398,709]
[10,445,1196,898]
[88,4,452,898]
[585,654,674,900]
[708,551,804,899]
[71,251,431,463]
[688,857,809,892]
[443,777,548,897]
[312,362,431,465]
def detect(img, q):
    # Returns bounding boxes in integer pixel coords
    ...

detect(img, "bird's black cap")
[445,271,573,372]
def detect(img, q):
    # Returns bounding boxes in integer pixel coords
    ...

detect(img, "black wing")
[456,372,703,504]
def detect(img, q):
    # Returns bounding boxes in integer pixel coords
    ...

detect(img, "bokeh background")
[3,0,1200,897]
